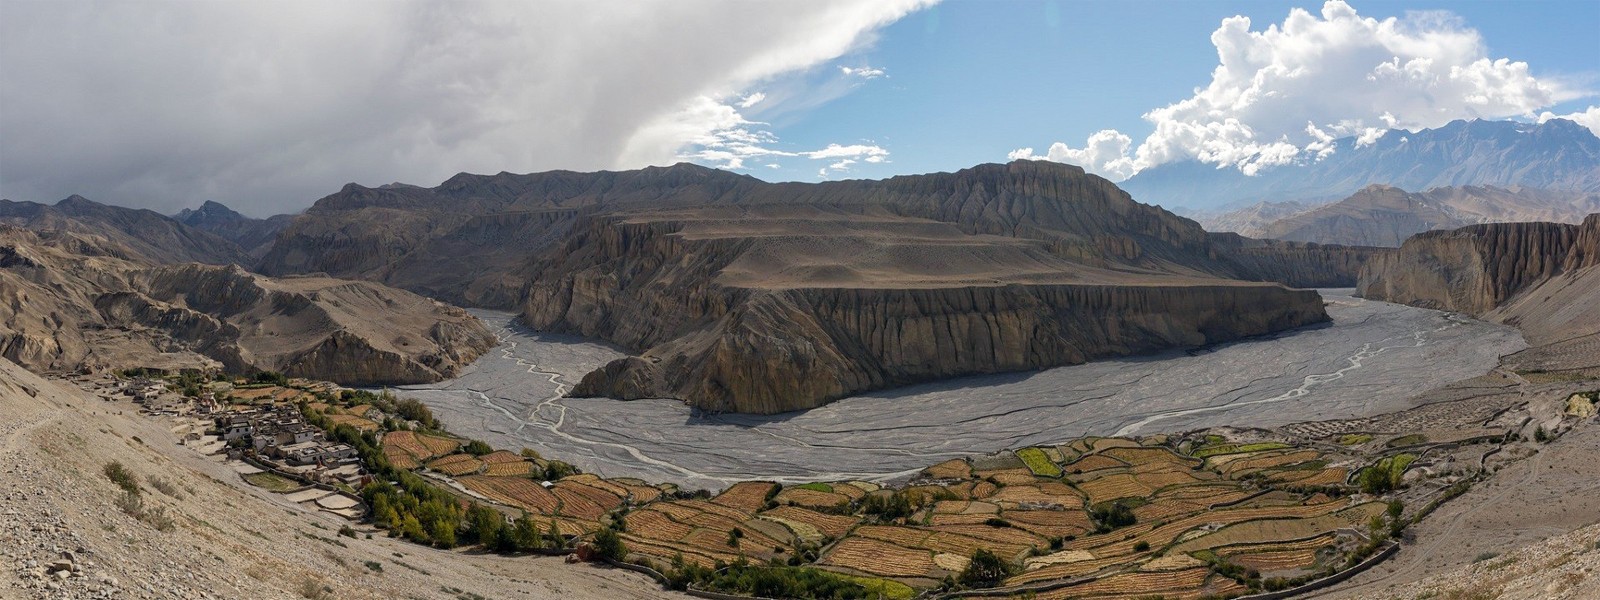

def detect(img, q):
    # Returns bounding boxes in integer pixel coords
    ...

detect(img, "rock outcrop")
[0,226,494,384]
[1358,214,1600,370]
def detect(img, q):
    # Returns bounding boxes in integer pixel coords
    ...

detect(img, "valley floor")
[399,291,1524,491]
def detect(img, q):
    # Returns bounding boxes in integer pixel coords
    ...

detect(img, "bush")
[104,461,140,495]
[1091,501,1138,532]
[147,475,180,498]
[252,370,289,386]
[363,560,383,573]
[592,528,627,561]
[958,549,1017,588]
[115,491,174,532]
[463,440,494,456]
[1134,541,1151,552]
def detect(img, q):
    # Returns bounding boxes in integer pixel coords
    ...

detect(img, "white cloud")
[839,65,887,79]
[1007,130,1139,180]
[1538,105,1600,136]
[1014,1,1584,181]
[0,0,935,215]
[765,163,782,169]
[738,92,767,109]
[669,98,893,171]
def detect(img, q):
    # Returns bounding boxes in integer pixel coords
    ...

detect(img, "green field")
[1193,442,1290,458]
[1016,447,1062,477]
[243,472,301,492]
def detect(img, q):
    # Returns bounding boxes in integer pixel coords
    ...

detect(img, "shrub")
[1134,541,1151,552]
[363,560,383,573]
[338,525,357,538]
[463,440,494,456]
[1091,501,1138,532]
[147,475,180,498]
[252,370,289,386]
[104,462,140,495]
[958,549,1017,588]
[1534,426,1550,443]
[592,528,627,561]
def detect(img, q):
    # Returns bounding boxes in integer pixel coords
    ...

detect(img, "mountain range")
[1122,118,1600,211]
[1201,184,1600,247]
[173,200,296,258]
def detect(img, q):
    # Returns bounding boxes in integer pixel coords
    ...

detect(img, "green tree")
[592,528,626,561]
[958,549,1016,588]
[464,440,494,456]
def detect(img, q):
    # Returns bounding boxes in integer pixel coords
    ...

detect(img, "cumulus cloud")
[839,65,887,79]
[0,0,933,215]
[1538,105,1600,136]
[1012,1,1583,181]
[668,98,892,173]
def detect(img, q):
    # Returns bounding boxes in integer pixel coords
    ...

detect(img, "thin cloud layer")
[0,1,932,215]
[1012,1,1588,181]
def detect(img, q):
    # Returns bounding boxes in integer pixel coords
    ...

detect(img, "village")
[64,369,372,522]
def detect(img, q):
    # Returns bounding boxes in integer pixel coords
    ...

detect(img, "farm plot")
[775,487,851,509]
[382,446,419,470]
[1228,547,1321,573]
[416,433,461,457]
[818,537,940,579]
[758,506,858,539]
[1103,446,1199,469]
[1029,567,1215,600]
[326,414,379,432]
[1076,473,1155,505]
[484,460,534,477]
[922,459,973,480]
[1218,450,1323,476]
[1169,502,1384,554]
[1003,509,1094,538]
[625,508,696,542]
[1016,447,1062,477]
[1063,454,1128,474]
[712,481,777,513]
[1193,441,1290,459]
[982,468,1040,486]
[381,431,432,461]
[479,450,523,464]
[457,475,560,514]
[426,454,483,476]
[622,533,738,568]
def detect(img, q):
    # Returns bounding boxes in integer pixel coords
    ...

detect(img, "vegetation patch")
[1193,442,1290,458]
[243,472,302,492]
[1337,433,1373,446]
[1015,448,1062,477]
[1385,434,1428,447]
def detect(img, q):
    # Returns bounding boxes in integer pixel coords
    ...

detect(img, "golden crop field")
[458,475,560,514]
[1220,450,1323,476]
[381,431,431,460]
[551,484,610,520]
[625,508,696,542]
[1004,509,1093,538]
[426,454,484,476]
[923,459,973,479]
[758,506,859,539]
[776,487,851,509]
[484,460,534,477]
[1030,566,1211,599]
[1229,547,1321,572]
[1064,454,1128,474]
[383,446,419,470]
[326,414,379,432]
[711,481,777,513]
[478,450,523,464]
[856,525,932,547]
[622,533,737,568]
[1008,555,1140,585]
[1102,446,1199,468]
[819,537,939,579]
[1169,502,1383,554]
[1077,473,1155,505]
[416,433,462,458]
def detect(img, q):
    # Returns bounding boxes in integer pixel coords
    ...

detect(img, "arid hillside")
[0,225,495,385]
[0,358,682,600]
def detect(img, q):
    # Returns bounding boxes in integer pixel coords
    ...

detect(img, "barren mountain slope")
[525,202,1328,414]
[0,226,494,384]
[0,195,251,265]
[259,161,1382,307]
[1254,184,1600,247]
[0,358,682,600]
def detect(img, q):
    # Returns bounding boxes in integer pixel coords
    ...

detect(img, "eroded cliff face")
[0,226,495,385]
[1357,220,1583,314]
[567,283,1326,414]
[527,213,1328,414]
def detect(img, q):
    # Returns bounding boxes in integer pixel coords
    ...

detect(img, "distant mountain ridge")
[174,200,295,258]
[0,195,251,265]
[1206,184,1600,247]
[1121,118,1600,211]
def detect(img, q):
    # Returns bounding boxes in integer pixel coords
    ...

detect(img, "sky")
[0,0,1596,216]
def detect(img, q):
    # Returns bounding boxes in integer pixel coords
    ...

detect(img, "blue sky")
[732,0,1600,183]
[2,0,1596,214]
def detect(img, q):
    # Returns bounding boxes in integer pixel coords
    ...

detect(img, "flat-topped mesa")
[1357,218,1589,315]
[527,210,1329,414]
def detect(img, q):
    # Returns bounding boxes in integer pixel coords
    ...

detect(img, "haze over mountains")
[173,200,295,258]
[1122,118,1600,211]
